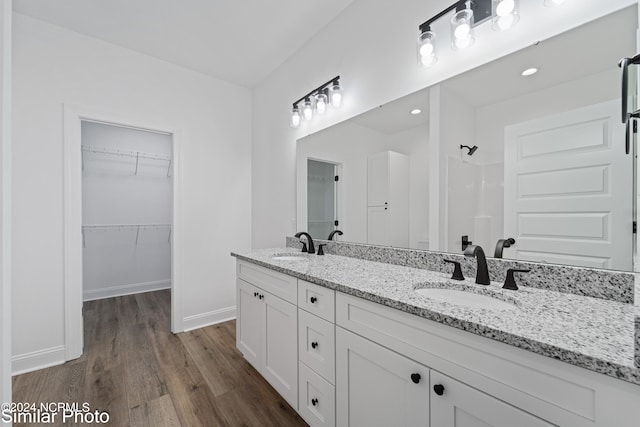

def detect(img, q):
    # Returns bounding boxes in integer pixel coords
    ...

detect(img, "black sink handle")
[503,268,531,290]
[443,259,465,281]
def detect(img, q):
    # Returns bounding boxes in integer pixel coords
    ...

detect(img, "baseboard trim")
[12,345,66,376]
[182,306,236,332]
[83,279,171,301]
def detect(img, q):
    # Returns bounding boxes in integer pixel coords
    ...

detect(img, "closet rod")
[81,145,171,162]
[82,223,172,230]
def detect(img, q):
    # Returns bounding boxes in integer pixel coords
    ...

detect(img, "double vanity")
[232,240,640,427]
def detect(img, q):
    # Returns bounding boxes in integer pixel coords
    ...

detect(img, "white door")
[504,100,632,270]
[262,291,298,408]
[430,371,554,427]
[236,279,262,370]
[367,206,388,245]
[336,327,429,427]
[368,152,390,206]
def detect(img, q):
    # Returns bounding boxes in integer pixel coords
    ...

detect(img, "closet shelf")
[81,145,172,176]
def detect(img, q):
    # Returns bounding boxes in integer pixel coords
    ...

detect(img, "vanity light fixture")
[521,67,538,76]
[451,2,475,50]
[492,0,519,32]
[289,76,342,128]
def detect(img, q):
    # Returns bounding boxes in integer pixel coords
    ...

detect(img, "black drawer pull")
[311,341,318,349]
[310,296,317,304]
[410,373,421,384]
[433,384,445,396]
[311,398,318,406]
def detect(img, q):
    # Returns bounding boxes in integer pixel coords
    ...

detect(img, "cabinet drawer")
[298,280,335,322]
[299,362,335,427]
[237,260,297,304]
[299,309,335,384]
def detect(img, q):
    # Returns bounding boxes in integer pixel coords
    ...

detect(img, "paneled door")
[504,100,632,270]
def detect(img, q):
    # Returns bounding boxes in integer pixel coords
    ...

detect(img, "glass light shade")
[450,8,475,50]
[330,84,342,108]
[544,0,565,6]
[417,30,438,68]
[315,93,328,114]
[492,0,519,31]
[302,99,313,120]
[290,107,301,128]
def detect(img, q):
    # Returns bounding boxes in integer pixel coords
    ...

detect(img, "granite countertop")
[232,247,640,386]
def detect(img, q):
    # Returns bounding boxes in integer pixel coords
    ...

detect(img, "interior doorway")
[307,159,339,241]
[63,105,183,361]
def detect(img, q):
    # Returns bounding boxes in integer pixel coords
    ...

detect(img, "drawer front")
[298,280,335,322]
[299,362,336,427]
[237,260,297,304]
[299,309,336,384]
[336,292,602,427]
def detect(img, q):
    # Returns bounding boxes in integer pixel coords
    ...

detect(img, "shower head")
[460,145,478,156]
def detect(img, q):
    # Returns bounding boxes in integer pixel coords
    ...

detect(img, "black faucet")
[494,238,515,258]
[464,245,490,285]
[294,232,315,254]
[328,230,343,240]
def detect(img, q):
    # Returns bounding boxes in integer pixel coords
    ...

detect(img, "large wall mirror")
[297,5,639,271]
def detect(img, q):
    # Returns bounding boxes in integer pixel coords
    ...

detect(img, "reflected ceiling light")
[521,67,538,76]
[492,0,519,31]
[451,3,475,50]
[544,0,565,6]
[289,76,343,128]
[411,109,422,115]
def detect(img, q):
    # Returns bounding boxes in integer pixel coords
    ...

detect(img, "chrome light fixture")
[492,0,519,31]
[289,76,343,128]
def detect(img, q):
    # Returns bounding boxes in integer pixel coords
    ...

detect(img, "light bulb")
[417,30,438,68]
[303,99,313,120]
[315,93,328,114]
[492,0,519,31]
[330,84,342,108]
[450,8,475,50]
[290,107,301,128]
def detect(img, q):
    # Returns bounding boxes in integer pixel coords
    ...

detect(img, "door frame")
[63,104,184,360]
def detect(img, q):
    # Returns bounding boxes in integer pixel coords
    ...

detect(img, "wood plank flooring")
[12,290,308,426]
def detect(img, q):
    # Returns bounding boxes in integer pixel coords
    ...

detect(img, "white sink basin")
[415,288,517,310]
[272,255,308,261]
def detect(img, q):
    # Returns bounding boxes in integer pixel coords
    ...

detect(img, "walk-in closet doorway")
[63,106,183,361]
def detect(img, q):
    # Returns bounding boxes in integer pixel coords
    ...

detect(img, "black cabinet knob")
[433,384,445,396]
[311,341,318,349]
[311,398,318,406]
[259,294,264,300]
[410,373,421,384]
[310,296,317,304]
[253,292,257,297]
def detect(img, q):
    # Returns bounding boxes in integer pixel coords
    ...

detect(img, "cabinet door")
[431,371,554,427]
[236,279,263,369]
[367,152,389,206]
[367,206,388,246]
[263,291,299,408]
[336,327,429,427]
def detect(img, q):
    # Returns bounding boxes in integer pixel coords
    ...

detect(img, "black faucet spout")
[494,238,515,258]
[328,230,343,240]
[464,244,490,285]
[294,232,315,254]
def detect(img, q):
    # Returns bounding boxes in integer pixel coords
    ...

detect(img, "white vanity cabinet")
[236,262,298,408]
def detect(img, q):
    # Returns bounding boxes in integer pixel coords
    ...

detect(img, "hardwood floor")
[12,290,308,426]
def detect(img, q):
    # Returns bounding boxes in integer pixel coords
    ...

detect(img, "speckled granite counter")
[232,247,640,386]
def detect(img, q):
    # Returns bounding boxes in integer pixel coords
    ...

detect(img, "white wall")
[81,122,172,301]
[0,0,11,407]
[12,14,251,372]
[252,0,635,250]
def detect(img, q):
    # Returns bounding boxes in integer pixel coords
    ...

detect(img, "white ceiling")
[13,0,356,87]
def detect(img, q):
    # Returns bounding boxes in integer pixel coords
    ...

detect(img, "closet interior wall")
[81,121,172,301]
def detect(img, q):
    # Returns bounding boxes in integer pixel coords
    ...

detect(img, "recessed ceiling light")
[411,109,422,115]
[521,67,538,76]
